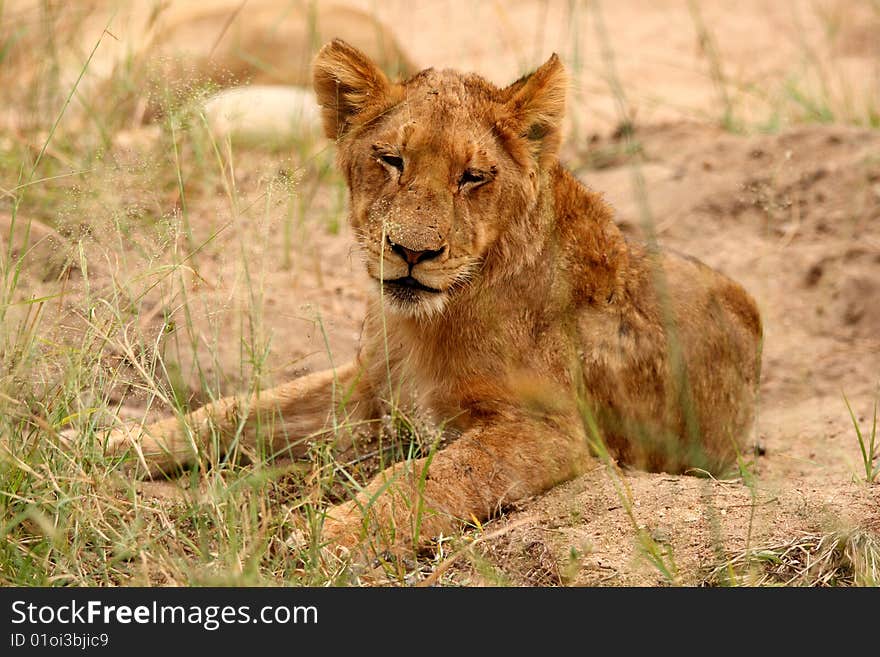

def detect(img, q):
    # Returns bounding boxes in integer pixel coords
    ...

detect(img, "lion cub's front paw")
[102,422,145,454]
[104,422,184,478]
[320,500,364,550]
[60,422,153,476]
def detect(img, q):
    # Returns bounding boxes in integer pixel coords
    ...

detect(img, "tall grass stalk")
[686,0,739,132]
[844,393,879,484]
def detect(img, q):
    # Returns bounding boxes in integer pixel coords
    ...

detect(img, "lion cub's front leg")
[103,361,369,477]
[321,408,593,551]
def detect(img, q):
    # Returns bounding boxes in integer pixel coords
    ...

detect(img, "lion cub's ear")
[497,54,567,165]
[313,39,399,140]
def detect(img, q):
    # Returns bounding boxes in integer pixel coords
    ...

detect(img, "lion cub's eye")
[378,154,404,172]
[458,168,493,191]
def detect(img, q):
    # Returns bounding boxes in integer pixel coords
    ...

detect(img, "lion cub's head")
[313,40,567,318]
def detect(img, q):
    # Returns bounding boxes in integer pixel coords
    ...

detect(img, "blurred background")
[2,0,879,134]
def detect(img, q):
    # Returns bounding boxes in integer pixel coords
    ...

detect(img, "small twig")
[716,497,779,510]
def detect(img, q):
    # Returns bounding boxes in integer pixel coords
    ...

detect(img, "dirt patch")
[450,470,879,586]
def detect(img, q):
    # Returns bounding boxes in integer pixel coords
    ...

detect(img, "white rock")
[202,85,323,146]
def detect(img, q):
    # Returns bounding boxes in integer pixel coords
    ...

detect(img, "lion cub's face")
[313,40,566,318]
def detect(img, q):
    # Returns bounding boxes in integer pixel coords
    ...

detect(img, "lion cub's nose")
[389,240,447,266]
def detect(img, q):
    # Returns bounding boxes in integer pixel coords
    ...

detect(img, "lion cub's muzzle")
[376,235,451,316]
[383,275,441,294]
[383,234,449,289]
[388,238,447,267]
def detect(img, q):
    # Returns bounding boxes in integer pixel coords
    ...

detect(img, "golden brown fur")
[97,41,762,551]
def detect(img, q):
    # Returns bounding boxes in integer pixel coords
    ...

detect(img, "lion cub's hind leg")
[624,252,762,475]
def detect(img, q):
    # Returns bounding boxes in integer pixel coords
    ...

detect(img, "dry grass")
[707,529,880,587]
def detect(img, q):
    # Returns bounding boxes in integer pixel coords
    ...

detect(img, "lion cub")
[99,40,762,550]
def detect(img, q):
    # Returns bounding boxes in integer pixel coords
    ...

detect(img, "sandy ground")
[4,0,879,585]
